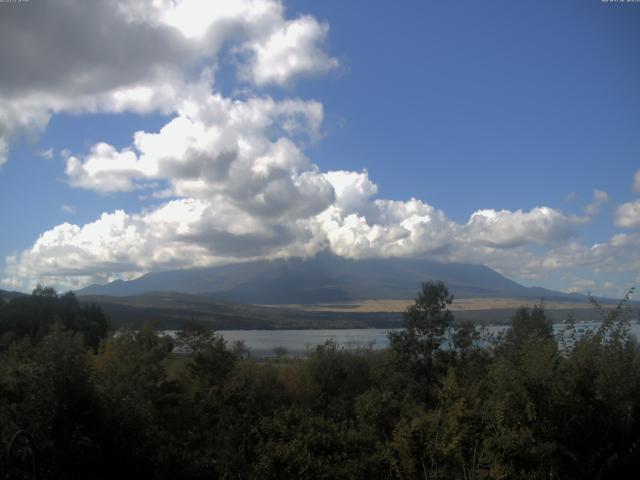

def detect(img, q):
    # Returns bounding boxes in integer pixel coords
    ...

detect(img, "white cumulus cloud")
[1,0,630,296]
[584,189,609,217]
[615,200,640,228]
[0,0,337,165]
[0,138,7,166]
[65,92,333,222]
[4,200,212,290]
[324,170,378,215]
[239,14,339,86]
[463,207,574,248]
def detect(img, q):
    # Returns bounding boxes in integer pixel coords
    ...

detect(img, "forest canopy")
[0,282,639,479]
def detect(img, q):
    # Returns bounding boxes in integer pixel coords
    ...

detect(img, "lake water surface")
[168,320,640,357]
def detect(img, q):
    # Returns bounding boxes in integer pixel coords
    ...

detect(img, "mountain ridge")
[76,253,585,304]
[0,289,29,302]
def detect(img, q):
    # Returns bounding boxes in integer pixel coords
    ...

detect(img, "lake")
[166,320,640,357]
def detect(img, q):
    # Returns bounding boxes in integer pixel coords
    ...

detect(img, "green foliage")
[176,319,217,355]
[0,286,109,349]
[505,303,554,347]
[0,323,102,478]
[400,280,454,344]
[0,283,639,479]
[302,340,371,420]
[388,281,455,400]
[188,333,236,395]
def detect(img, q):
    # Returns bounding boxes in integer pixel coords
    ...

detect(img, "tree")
[302,340,371,420]
[402,280,453,346]
[389,281,454,394]
[451,320,480,357]
[390,281,453,360]
[273,345,288,360]
[505,303,553,348]
[0,323,102,478]
[94,325,180,479]
[0,287,109,349]
[188,334,236,391]
[176,319,216,355]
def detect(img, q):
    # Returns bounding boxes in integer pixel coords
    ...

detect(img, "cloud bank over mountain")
[1,0,639,296]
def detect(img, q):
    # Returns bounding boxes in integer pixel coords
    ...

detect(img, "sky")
[0,0,639,297]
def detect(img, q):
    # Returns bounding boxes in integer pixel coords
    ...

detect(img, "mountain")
[0,289,28,302]
[76,252,583,304]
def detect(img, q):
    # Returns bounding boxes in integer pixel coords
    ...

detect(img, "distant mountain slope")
[77,252,583,304]
[78,292,401,330]
[0,289,28,302]
[78,291,626,331]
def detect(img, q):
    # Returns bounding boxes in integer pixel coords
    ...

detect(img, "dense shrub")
[0,283,639,479]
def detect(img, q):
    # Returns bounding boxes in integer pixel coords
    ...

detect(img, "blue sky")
[0,0,639,296]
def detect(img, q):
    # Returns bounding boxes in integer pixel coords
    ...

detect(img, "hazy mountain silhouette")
[0,289,28,302]
[76,252,583,304]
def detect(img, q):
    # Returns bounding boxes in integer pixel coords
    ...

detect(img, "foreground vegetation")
[0,283,639,479]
